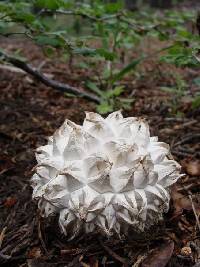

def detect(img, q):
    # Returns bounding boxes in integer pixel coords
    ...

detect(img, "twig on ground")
[164,117,189,122]
[98,238,129,266]
[132,254,147,267]
[0,64,25,74]
[38,217,48,255]
[66,255,83,267]
[188,194,200,232]
[173,134,200,147]
[175,120,198,129]
[0,251,11,261]
[177,183,200,192]
[0,50,100,103]
[172,150,192,158]
[0,227,7,249]
[0,64,54,79]
[181,185,200,232]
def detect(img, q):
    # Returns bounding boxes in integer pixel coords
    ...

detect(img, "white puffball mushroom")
[31,111,182,240]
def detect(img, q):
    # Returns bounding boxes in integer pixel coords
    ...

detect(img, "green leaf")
[160,44,199,67]
[77,62,89,69]
[104,2,123,13]
[193,77,200,87]
[73,47,116,61]
[35,0,63,10]
[14,12,35,24]
[0,3,10,13]
[35,35,64,47]
[43,47,55,57]
[97,102,113,114]
[73,47,97,57]
[119,98,134,103]
[112,58,142,83]
[85,81,103,97]
[192,95,200,109]
[178,30,193,39]
[120,98,134,110]
[160,86,177,93]
[112,86,124,96]
[96,48,116,61]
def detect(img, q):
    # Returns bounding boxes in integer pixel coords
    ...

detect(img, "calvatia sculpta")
[31,111,182,239]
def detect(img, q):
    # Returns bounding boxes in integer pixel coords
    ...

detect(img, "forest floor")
[0,27,200,267]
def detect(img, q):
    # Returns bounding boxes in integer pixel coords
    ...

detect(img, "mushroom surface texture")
[31,111,182,239]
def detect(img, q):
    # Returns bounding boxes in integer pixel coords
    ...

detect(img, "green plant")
[191,77,200,109]
[160,73,187,115]
[0,0,199,113]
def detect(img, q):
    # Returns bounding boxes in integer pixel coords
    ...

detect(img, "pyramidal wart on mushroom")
[31,111,183,239]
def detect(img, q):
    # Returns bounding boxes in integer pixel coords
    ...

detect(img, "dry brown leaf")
[184,160,200,176]
[4,196,17,208]
[141,240,174,267]
[27,247,42,259]
[89,257,99,267]
[171,190,192,213]
[80,262,90,267]
[171,187,200,214]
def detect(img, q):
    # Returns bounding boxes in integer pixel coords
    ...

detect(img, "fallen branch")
[0,50,100,103]
[39,9,120,22]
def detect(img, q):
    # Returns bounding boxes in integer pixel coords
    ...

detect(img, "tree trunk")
[150,0,172,8]
[125,0,138,10]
